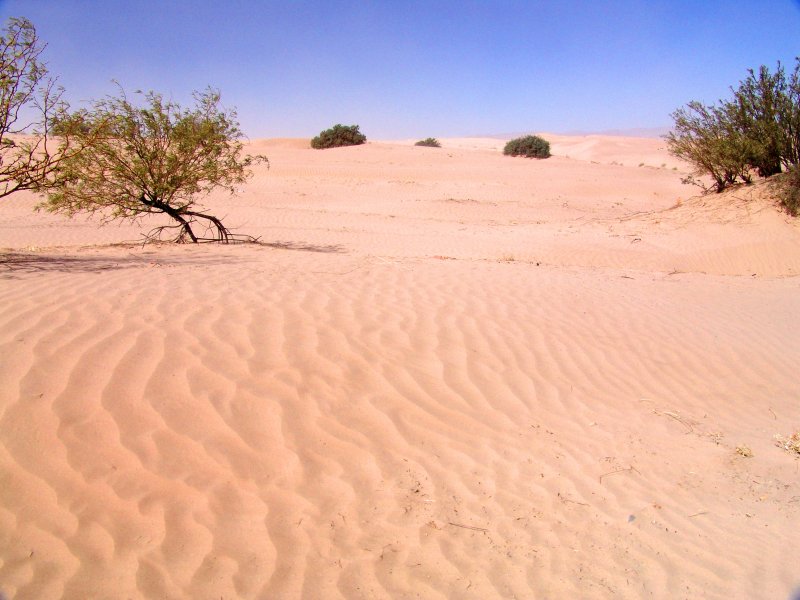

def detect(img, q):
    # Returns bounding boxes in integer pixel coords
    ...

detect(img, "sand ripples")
[2,250,798,599]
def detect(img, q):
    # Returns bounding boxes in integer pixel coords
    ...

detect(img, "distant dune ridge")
[481,126,672,139]
[1,135,799,599]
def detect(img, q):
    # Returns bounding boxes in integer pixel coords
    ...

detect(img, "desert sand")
[1,135,799,599]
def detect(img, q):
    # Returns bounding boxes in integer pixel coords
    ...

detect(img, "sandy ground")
[1,135,799,599]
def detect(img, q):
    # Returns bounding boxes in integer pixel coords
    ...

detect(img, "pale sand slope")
[1,136,799,600]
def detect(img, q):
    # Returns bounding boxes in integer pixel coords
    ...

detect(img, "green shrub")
[667,101,754,193]
[667,59,800,194]
[503,135,551,159]
[310,124,366,149]
[415,137,441,148]
[774,165,800,216]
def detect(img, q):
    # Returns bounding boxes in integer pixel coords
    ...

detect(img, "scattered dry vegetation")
[774,431,800,455]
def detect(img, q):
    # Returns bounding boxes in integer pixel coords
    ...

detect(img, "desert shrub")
[667,101,754,192]
[773,165,800,216]
[667,59,800,194]
[503,135,551,159]
[415,137,441,147]
[731,65,786,178]
[311,124,366,149]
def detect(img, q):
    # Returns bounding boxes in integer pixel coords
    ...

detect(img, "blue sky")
[1,0,798,138]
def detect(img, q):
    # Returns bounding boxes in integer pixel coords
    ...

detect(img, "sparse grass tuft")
[735,444,753,457]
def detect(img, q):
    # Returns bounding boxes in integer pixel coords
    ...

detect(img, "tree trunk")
[139,195,199,242]
[138,194,235,243]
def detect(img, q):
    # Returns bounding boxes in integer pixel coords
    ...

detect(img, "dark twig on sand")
[653,408,694,433]
[599,465,640,484]
[448,522,488,532]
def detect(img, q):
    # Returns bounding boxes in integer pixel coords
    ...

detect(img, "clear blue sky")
[1,0,798,138]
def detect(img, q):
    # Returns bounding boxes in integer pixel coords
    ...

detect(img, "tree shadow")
[1,241,347,277]
[0,251,248,276]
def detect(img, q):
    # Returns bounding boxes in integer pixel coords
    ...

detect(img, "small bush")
[503,135,551,159]
[774,165,800,216]
[310,124,366,149]
[415,137,441,148]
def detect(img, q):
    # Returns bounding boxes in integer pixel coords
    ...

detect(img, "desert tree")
[38,86,267,243]
[737,61,800,172]
[777,60,800,168]
[0,17,89,199]
[666,101,753,192]
[731,64,785,177]
[666,59,800,194]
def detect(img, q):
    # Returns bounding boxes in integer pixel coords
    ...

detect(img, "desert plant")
[503,135,551,159]
[415,137,441,148]
[775,431,800,455]
[666,101,754,192]
[730,65,785,177]
[781,62,800,167]
[667,59,800,194]
[772,164,800,216]
[0,17,90,199]
[310,123,366,149]
[37,86,267,243]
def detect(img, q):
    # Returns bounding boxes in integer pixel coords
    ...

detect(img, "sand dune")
[1,136,799,599]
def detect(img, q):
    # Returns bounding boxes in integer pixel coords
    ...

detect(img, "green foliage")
[732,65,785,177]
[38,86,267,243]
[667,59,800,193]
[310,124,366,149]
[774,165,800,216]
[667,101,753,192]
[0,17,83,199]
[503,135,551,159]
[415,137,441,147]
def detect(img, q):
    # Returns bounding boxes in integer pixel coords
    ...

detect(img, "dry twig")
[558,492,589,506]
[600,465,640,484]
[653,408,694,433]
[448,522,488,532]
